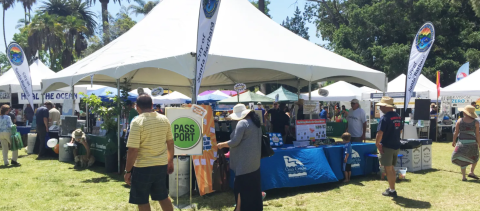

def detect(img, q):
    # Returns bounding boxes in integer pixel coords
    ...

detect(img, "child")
[342,132,353,183]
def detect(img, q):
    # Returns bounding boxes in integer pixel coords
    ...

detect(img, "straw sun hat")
[228,104,252,120]
[376,96,395,108]
[462,105,478,119]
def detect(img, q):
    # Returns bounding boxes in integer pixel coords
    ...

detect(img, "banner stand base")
[174,204,196,210]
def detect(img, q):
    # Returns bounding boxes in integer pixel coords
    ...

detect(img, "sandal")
[462,178,467,181]
[468,174,479,179]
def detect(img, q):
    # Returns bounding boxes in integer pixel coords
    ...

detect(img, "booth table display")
[326,122,347,137]
[229,143,377,191]
[77,135,126,164]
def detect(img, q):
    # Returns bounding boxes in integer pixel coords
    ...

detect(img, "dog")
[74,155,95,168]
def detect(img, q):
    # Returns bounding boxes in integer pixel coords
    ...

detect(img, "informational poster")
[166,108,203,155]
[359,101,371,139]
[190,105,218,196]
[18,91,82,104]
[0,92,10,103]
[296,119,326,141]
[303,100,320,114]
[269,133,283,146]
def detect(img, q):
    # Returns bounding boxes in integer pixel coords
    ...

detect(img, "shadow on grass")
[410,168,440,175]
[393,196,431,209]
[81,176,110,183]
[0,164,21,169]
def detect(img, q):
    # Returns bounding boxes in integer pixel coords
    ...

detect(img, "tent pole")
[8,85,12,106]
[308,81,312,120]
[72,85,75,110]
[117,79,121,173]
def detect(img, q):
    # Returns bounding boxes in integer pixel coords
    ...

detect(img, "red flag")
[436,71,440,97]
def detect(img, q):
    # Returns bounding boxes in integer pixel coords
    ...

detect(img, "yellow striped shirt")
[127,112,173,167]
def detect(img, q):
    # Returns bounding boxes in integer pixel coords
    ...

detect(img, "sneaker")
[11,161,20,166]
[382,189,397,197]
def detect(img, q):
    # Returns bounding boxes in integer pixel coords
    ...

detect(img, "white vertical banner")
[405,22,435,111]
[195,0,222,102]
[6,43,34,108]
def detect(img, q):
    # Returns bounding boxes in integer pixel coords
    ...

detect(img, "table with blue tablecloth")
[16,126,31,135]
[229,143,377,191]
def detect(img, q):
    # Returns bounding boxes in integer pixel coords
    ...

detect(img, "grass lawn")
[1,141,480,211]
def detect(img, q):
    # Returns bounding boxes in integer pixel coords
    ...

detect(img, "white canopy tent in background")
[301,81,363,101]
[41,0,387,96]
[442,68,480,96]
[153,91,191,105]
[0,59,55,93]
[387,74,438,100]
[129,88,152,96]
[211,90,230,97]
[256,91,266,96]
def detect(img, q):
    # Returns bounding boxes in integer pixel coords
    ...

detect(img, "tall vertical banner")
[405,22,435,111]
[436,71,440,98]
[195,0,222,102]
[6,43,34,108]
[456,62,469,81]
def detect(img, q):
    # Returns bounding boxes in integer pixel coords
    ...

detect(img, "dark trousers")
[36,125,47,156]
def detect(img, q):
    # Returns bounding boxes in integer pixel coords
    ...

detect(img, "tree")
[86,0,129,44]
[251,0,271,18]
[17,0,36,26]
[40,0,97,36]
[128,0,158,17]
[304,0,480,87]
[282,6,309,40]
[0,52,11,73]
[2,0,15,49]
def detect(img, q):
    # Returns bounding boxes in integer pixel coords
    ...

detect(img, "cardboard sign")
[166,108,203,155]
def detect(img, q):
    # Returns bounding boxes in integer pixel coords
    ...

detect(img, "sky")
[0,0,327,54]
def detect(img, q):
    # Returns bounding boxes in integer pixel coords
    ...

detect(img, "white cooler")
[27,133,37,154]
[396,146,422,172]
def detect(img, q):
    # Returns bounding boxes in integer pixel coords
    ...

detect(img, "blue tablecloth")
[230,146,338,191]
[16,126,31,135]
[322,143,378,180]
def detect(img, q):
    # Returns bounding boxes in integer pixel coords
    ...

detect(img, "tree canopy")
[305,0,480,87]
[282,6,309,40]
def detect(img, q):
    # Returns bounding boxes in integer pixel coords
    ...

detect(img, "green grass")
[1,141,479,210]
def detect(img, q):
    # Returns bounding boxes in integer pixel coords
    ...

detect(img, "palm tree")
[128,0,158,17]
[17,0,36,26]
[1,0,15,49]
[86,0,129,43]
[39,0,97,36]
[15,13,32,29]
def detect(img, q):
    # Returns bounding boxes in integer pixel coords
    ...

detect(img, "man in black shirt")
[36,101,53,158]
[295,99,305,120]
[265,102,289,136]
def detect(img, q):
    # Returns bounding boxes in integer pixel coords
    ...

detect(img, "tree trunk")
[3,9,7,51]
[101,0,110,43]
[258,0,265,14]
[24,7,27,26]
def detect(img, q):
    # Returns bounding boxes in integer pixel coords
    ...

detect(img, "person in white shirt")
[345,99,367,142]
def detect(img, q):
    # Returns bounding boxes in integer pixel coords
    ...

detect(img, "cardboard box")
[396,146,422,172]
[420,139,432,170]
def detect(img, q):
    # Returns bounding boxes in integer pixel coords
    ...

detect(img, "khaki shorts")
[379,147,399,166]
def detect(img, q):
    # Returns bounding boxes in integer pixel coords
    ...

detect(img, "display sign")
[151,87,164,97]
[318,89,329,97]
[166,108,203,155]
[7,43,34,108]
[0,92,10,100]
[234,83,246,92]
[17,91,82,104]
[303,100,320,114]
[269,133,283,146]
[296,119,326,141]
[371,92,417,99]
[359,101,371,139]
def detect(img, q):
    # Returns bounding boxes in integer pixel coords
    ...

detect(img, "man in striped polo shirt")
[124,94,174,211]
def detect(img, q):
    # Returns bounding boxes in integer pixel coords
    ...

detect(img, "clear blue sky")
[0,0,327,53]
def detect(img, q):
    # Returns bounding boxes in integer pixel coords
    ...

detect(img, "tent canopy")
[87,87,138,102]
[0,59,55,92]
[200,90,236,96]
[387,74,437,99]
[301,81,363,101]
[41,0,387,96]
[442,68,479,96]
[256,91,265,96]
[187,91,230,103]
[218,91,274,104]
[153,91,191,104]
[266,86,298,102]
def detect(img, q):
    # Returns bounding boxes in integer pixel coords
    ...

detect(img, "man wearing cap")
[255,102,266,123]
[346,99,366,142]
[69,129,91,166]
[124,94,174,211]
[376,96,402,197]
[35,101,53,158]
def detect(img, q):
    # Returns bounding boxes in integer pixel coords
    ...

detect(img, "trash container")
[169,156,190,197]
[420,139,432,170]
[27,133,37,154]
[395,139,422,172]
[59,137,74,162]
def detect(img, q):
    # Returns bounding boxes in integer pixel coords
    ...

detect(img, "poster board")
[304,100,320,114]
[166,107,203,155]
[296,119,326,141]
[359,101,371,139]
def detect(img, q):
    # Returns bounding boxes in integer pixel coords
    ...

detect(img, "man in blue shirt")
[255,102,265,123]
[35,101,53,158]
[376,97,402,197]
[320,106,329,120]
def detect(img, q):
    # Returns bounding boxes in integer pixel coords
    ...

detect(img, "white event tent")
[153,91,191,105]
[41,0,387,96]
[301,81,363,101]
[256,91,266,96]
[442,68,480,96]
[0,59,56,94]
[387,74,438,100]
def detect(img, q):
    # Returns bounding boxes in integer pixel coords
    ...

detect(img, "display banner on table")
[405,22,435,111]
[166,107,203,155]
[6,43,34,108]
[18,91,82,104]
[303,100,320,114]
[296,119,326,141]
[194,0,222,101]
[190,105,217,196]
[456,62,469,82]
